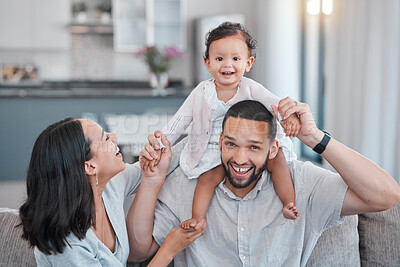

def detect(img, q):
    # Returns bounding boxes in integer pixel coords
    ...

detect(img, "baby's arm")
[180,165,225,229]
[267,148,299,220]
[139,85,200,171]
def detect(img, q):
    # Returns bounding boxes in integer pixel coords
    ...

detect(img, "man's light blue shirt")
[153,160,348,267]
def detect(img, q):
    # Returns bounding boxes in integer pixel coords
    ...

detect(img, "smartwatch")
[313,131,331,154]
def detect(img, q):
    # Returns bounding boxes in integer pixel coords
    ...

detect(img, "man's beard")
[221,151,270,189]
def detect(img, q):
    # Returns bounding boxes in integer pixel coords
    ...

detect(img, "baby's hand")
[282,113,301,137]
[139,144,162,172]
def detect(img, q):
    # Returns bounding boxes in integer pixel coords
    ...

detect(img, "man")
[128,98,400,266]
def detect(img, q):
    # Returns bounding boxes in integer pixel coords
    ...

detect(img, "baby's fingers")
[140,145,154,160]
[294,123,301,137]
[285,123,293,136]
[139,156,150,172]
[149,159,156,172]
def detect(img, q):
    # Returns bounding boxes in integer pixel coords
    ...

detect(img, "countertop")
[0,80,191,98]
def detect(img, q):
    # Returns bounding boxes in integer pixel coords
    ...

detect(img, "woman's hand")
[140,132,172,186]
[147,218,207,267]
[139,130,164,172]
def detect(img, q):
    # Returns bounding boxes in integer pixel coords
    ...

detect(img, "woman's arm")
[127,134,206,264]
[147,219,206,267]
[127,134,172,262]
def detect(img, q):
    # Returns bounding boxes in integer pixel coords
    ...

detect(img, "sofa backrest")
[0,208,36,267]
[358,202,400,266]
[307,202,400,266]
[306,215,360,266]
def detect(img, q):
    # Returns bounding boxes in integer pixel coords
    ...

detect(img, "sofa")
[1,203,399,266]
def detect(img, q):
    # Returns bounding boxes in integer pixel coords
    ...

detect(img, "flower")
[135,46,184,74]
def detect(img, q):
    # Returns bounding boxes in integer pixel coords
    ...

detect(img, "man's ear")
[204,57,211,73]
[84,161,97,176]
[245,56,255,72]
[268,140,279,159]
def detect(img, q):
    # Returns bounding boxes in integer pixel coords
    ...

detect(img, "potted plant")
[136,46,184,96]
[96,1,112,23]
[72,2,88,23]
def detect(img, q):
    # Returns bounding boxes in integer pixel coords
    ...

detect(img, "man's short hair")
[222,100,277,142]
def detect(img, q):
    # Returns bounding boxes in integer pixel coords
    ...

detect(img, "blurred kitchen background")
[1,0,399,209]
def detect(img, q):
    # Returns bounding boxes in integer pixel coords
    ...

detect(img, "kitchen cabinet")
[0,0,70,50]
[113,0,186,52]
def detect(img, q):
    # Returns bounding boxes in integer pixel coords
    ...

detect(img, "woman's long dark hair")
[19,118,94,255]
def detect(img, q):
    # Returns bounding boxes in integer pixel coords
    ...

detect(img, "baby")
[141,22,300,230]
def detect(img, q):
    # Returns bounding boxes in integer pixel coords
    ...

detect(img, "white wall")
[0,0,258,85]
[253,0,301,100]
[169,0,258,86]
[254,0,302,153]
[0,0,70,50]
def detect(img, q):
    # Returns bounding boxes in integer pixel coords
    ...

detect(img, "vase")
[149,72,169,96]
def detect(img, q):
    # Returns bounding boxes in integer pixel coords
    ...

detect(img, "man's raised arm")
[273,97,400,216]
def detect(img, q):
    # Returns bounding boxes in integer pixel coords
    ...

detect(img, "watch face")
[313,132,331,154]
[313,144,324,154]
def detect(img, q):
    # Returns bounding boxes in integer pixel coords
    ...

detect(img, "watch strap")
[313,131,331,154]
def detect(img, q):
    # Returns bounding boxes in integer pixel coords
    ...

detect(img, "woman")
[19,118,205,266]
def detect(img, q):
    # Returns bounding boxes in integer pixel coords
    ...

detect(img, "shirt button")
[242,256,246,260]
[240,227,244,232]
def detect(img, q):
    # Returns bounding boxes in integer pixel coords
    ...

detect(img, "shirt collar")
[218,170,271,201]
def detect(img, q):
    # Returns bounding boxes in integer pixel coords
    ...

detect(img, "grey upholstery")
[1,203,399,266]
[307,215,360,266]
[0,208,36,267]
[358,202,400,266]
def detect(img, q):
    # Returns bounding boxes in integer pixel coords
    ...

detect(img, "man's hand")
[272,97,324,148]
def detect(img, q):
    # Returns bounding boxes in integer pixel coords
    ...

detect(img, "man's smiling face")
[219,116,278,196]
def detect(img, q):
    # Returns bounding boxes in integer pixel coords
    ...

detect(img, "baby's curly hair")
[204,21,257,59]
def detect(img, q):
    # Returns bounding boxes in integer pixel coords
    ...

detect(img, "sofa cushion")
[306,215,360,266]
[0,208,36,267]
[358,202,400,266]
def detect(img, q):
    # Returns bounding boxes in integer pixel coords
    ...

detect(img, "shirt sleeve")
[35,245,104,267]
[299,162,348,232]
[161,85,200,145]
[276,135,297,163]
[166,137,188,175]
